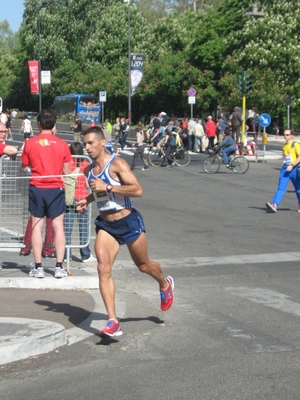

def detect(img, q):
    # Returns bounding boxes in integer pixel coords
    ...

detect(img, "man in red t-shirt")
[21,109,72,279]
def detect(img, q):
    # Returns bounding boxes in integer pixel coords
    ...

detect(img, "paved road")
[2,131,300,399]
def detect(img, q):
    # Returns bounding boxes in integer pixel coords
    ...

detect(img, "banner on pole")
[130,53,144,96]
[28,61,39,94]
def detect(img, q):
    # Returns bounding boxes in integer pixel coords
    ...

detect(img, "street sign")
[188,87,196,96]
[41,70,51,84]
[285,96,292,106]
[259,113,271,127]
[99,91,106,102]
[188,96,196,104]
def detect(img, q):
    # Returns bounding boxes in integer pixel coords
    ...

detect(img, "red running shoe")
[160,276,175,311]
[99,319,123,337]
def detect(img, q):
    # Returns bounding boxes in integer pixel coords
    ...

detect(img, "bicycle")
[202,147,249,174]
[148,145,191,167]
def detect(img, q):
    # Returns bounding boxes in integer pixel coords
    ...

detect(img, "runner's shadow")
[34,300,106,333]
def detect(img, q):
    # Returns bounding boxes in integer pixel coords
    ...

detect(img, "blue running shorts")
[95,208,146,245]
[29,185,66,218]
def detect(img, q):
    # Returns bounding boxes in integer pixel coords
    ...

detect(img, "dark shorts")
[24,132,31,139]
[29,185,66,218]
[95,208,146,245]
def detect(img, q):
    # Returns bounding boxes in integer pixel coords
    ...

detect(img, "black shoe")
[20,251,31,256]
[130,166,135,170]
[42,253,56,259]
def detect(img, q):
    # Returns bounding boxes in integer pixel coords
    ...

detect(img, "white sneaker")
[29,267,45,278]
[82,255,97,263]
[54,267,68,278]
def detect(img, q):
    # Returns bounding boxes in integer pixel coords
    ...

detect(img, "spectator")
[120,118,131,150]
[19,114,33,146]
[130,128,149,171]
[104,118,112,134]
[266,129,300,213]
[20,108,72,279]
[112,117,121,149]
[70,115,82,142]
[216,116,227,143]
[229,107,242,143]
[5,112,13,140]
[164,129,177,167]
[0,122,18,158]
[187,118,196,152]
[194,119,205,153]
[64,142,96,263]
[205,116,217,150]
[20,217,55,257]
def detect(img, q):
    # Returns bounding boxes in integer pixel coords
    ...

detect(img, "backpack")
[63,167,80,205]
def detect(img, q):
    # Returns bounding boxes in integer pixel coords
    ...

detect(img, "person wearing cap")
[160,112,168,127]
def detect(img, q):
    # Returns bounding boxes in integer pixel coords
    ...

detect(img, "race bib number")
[283,154,292,165]
[95,190,110,210]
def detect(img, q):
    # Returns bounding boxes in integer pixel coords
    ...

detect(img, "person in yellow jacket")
[266,129,300,212]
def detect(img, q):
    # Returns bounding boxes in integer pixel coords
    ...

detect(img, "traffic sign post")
[259,113,271,162]
[187,88,196,119]
[99,91,107,123]
[285,96,292,129]
[188,96,196,119]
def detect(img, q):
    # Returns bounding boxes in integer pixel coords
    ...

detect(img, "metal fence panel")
[0,154,92,259]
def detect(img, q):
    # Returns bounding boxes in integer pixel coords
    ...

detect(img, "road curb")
[0,317,66,365]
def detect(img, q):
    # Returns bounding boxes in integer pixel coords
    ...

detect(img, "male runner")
[76,126,174,337]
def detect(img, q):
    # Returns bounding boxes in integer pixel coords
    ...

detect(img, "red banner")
[28,61,39,95]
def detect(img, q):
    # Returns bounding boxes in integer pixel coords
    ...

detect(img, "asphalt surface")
[0,133,285,366]
[4,130,300,399]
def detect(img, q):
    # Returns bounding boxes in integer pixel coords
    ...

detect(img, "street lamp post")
[38,12,42,112]
[124,0,131,125]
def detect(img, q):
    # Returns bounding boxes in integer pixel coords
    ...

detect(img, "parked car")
[24,111,38,119]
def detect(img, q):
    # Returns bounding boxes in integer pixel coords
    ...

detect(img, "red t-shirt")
[0,142,7,157]
[21,133,72,188]
[71,158,90,199]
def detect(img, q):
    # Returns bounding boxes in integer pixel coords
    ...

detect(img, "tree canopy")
[0,0,299,127]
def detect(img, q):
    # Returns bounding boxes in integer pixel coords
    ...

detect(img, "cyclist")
[164,129,177,167]
[216,128,237,167]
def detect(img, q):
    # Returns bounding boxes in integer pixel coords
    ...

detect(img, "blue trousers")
[222,146,237,164]
[272,166,300,206]
[64,202,91,260]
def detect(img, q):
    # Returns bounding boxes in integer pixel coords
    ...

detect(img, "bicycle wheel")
[174,148,191,167]
[231,156,249,174]
[202,156,221,173]
[148,148,164,167]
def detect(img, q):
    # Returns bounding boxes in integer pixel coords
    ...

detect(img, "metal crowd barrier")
[0,154,92,270]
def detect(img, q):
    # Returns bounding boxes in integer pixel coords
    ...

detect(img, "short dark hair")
[83,126,105,139]
[70,142,84,156]
[37,108,56,130]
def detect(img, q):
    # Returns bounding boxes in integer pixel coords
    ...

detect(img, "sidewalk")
[0,250,126,365]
